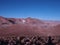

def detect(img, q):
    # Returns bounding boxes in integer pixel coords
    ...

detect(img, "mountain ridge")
[0,16,60,37]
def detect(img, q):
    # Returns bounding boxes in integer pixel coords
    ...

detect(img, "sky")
[0,0,60,20]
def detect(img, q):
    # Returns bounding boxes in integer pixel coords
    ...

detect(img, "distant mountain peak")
[0,16,5,19]
[0,16,60,25]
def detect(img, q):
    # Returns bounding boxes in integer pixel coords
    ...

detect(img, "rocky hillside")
[0,16,60,37]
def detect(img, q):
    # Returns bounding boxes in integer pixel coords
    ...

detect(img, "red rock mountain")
[0,16,60,37]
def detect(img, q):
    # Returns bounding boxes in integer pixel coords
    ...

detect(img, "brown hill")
[0,16,60,37]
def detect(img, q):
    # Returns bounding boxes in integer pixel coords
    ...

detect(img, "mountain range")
[0,16,60,37]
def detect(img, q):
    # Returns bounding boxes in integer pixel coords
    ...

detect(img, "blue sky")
[0,0,60,20]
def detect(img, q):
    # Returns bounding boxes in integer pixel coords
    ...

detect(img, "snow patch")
[22,19,26,23]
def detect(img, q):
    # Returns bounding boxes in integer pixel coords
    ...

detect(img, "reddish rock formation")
[0,16,60,37]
